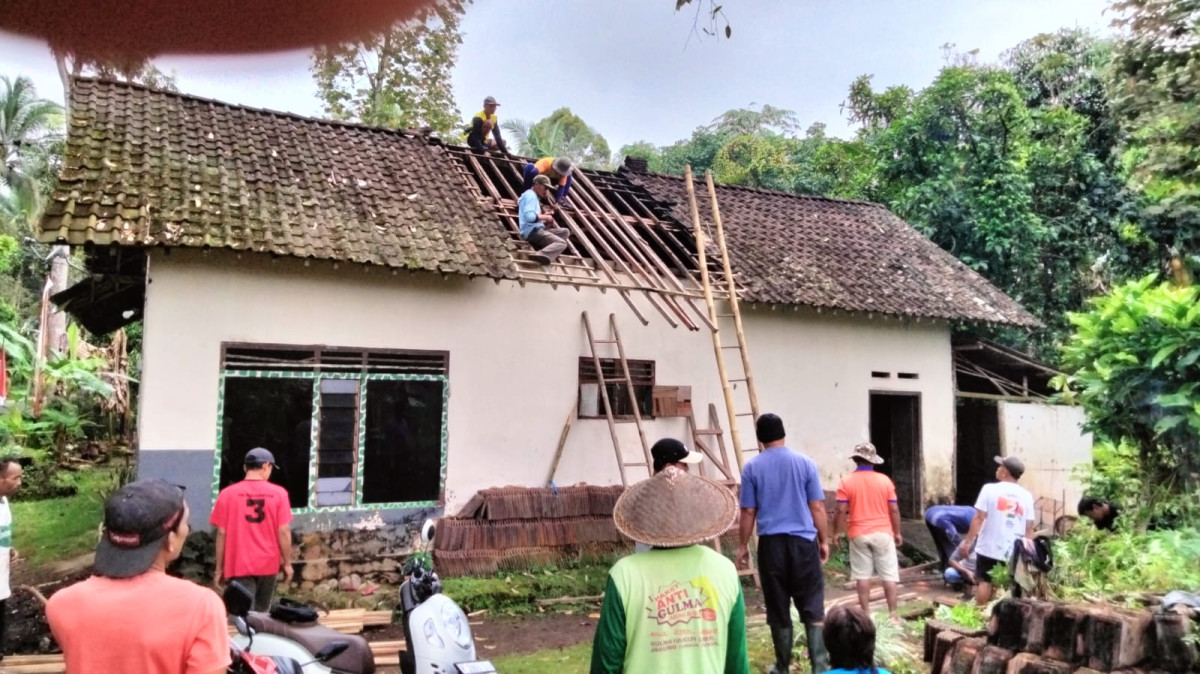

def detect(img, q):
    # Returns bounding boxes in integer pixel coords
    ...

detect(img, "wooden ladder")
[684,166,763,588]
[581,311,652,486]
[684,167,762,476]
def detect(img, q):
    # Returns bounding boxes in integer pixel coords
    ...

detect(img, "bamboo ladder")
[581,311,653,486]
[684,165,763,587]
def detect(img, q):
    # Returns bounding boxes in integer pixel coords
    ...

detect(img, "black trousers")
[758,534,825,627]
[230,575,277,612]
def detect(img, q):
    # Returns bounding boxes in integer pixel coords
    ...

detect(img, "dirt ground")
[2,567,93,655]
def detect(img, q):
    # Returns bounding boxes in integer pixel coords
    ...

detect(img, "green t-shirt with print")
[590,545,749,674]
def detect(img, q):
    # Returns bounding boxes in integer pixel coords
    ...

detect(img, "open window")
[218,345,448,510]
[577,358,655,419]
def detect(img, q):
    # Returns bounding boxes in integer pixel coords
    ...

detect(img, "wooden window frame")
[577,357,656,420]
[215,343,449,513]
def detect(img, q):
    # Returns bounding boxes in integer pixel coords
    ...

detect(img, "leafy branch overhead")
[311,0,468,134]
[676,0,732,39]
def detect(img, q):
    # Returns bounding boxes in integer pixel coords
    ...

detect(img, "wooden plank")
[546,392,579,486]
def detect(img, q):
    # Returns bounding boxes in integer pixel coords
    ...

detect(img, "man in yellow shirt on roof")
[467,95,506,153]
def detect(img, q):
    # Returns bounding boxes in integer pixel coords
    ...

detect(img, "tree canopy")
[503,108,613,169]
[311,0,467,134]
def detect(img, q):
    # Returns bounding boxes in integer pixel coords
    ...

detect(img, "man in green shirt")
[591,461,750,674]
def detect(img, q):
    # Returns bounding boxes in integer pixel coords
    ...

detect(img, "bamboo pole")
[706,171,761,447]
[684,166,746,468]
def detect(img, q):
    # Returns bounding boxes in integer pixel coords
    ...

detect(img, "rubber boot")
[767,625,793,674]
[806,623,831,674]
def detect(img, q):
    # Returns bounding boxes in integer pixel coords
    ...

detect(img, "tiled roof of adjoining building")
[626,169,1040,327]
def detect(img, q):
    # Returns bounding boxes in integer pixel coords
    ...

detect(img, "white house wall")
[998,401,1093,521]
[138,249,956,525]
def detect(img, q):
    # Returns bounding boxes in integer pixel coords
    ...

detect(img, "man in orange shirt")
[211,447,294,611]
[47,479,231,674]
[833,442,903,622]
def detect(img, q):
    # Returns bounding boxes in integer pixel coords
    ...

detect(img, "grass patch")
[11,465,117,569]
[442,560,613,615]
[491,642,592,673]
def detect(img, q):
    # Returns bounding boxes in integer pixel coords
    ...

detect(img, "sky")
[0,0,1112,152]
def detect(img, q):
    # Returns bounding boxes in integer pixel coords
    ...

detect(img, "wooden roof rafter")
[444,148,739,330]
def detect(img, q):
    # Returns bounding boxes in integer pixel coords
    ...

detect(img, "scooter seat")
[247,612,376,674]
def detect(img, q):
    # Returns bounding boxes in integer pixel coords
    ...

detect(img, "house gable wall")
[139,249,954,530]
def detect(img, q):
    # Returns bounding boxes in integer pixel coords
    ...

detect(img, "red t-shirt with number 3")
[210,478,294,577]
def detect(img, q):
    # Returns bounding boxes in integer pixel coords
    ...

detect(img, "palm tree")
[1,75,63,200]
[501,117,614,169]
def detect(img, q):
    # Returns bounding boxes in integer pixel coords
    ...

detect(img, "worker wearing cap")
[211,447,294,611]
[956,455,1035,606]
[635,438,705,553]
[467,95,506,153]
[519,174,571,265]
[522,156,575,205]
[47,479,232,674]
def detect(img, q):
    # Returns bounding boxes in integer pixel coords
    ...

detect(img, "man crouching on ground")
[47,479,230,674]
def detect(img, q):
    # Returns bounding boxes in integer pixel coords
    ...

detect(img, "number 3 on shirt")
[245,498,266,524]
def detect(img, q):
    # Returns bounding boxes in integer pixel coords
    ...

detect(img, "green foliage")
[619,30,1157,356]
[935,602,987,630]
[1110,0,1200,252]
[1050,525,1200,598]
[870,611,924,674]
[311,1,467,134]
[11,465,117,569]
[1055,275,1200,503]
[491,642,592,674]
[503,108,613,169]
[441,560,611,615]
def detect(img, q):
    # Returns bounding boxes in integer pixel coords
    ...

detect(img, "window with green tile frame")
[216,345,449,511]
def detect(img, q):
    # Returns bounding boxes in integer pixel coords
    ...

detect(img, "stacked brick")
[924,598,1198,673]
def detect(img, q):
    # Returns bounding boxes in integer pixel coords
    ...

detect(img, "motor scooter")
[224,581,375,674]
[398,519,496,674]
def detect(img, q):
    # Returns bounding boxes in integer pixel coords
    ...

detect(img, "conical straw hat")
[613,466,738,548]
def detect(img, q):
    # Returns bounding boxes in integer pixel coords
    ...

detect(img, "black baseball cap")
[94,479,186,578]
[245,447,275,467]
[995,455,1026,480]
[651,438,703,472]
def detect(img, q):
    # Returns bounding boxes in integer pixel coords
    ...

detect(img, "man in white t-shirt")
[957,455,1034,606]
[0,457,24,658]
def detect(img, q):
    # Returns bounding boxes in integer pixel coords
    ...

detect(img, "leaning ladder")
[684,167,763,474]
[684,166,763,588]
[581,311,652,486]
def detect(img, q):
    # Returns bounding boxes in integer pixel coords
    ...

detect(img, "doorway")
[954,398,1000,507]
[870,392,922,518]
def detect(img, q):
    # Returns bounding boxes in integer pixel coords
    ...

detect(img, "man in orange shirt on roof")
[833,442,903,623]
[522,156,575,204]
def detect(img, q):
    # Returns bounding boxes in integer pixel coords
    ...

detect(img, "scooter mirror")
[314,641,351,662]
[421,519,436,544]
[223,581,255,618]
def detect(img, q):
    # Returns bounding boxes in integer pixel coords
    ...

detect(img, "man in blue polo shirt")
[736,413,830,674]
[518,174,570,265]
